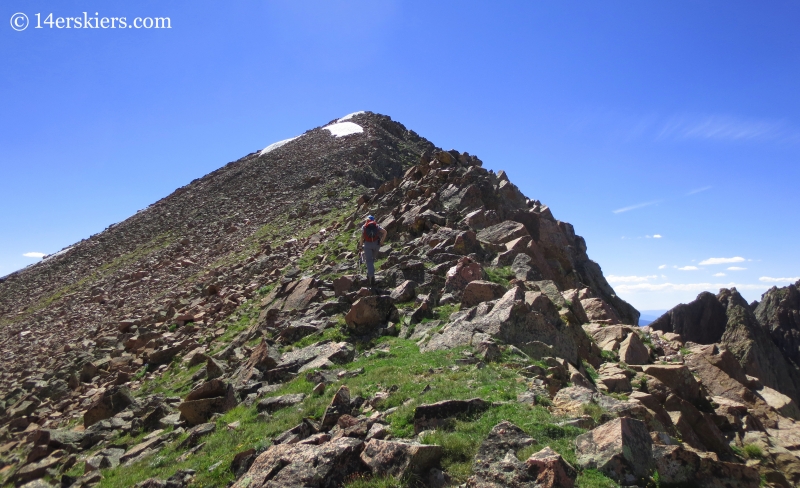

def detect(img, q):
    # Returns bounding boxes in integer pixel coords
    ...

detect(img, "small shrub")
[600,349,617,362]
[581,402,606,423]
[484,266,513,287]
[582,360,599,383]
[743,443,763,459]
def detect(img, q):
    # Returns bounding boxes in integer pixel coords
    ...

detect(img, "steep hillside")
[2,113,794,488]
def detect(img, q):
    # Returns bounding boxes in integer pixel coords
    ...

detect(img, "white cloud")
[645,234,663,239]
[612,200,661,214]
[658,264,667,269]
[727,266,746,271]
[687,186,712,195]
[606,275,658,283]
[23,252,45,258]
[713,272,726,277]
[759,277,800,283]
[677,266,699,271]
[615,282,769,293]
[698,256,745,265]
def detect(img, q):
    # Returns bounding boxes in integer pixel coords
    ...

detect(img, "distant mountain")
[637,309,668,326]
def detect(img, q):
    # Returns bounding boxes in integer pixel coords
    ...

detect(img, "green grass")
[743,443,763,459]
[434,304,459,322]
[582,360,598,383]
[343,474,403,488]
[484,266,513,287]
[577,469,619,488]
[96,335,587,487]
[288,325,347,350]
[580,402,607,424]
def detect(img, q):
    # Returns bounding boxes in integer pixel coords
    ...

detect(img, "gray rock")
[575,417,654,485]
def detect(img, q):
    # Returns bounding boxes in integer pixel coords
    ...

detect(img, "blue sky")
[2,1,799,310]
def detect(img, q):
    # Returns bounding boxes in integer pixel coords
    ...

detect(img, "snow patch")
[43,245,75,262]
[324,121,364,138]
[338,111,365,122]
[260,136,300,156]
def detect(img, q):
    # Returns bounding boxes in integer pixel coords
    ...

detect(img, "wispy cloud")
[645,234,662,239]
[23,252,45,258]
[658,115,792,143]
[607,275,658,283]
[699,256,745,265]
[613,200,661,214]
[687,186,712,195]
[615,282,769,293]
[759,276,799,283]
[713,272,726,277]
[658,264,667,269]
[677,266,699,271]
[727,266,746,271]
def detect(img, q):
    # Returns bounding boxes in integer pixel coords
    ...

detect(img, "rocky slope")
[0,112,796,488]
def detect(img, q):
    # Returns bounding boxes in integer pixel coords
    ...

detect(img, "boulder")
[425,286,590,366]
[511,253,545,282]
[321,385,352,428]
[444,257,483,296]
[231,437,364,488]
[525,446,577,488]
[178,380,237,426]
[345,296,398,334]
[233,338,280,385]
[759,386,800,420]
[413,398,489,433]
[360,439,443,477]
[618,332,649,365]
[580,298,621,324]
[641,365,702,404]
[476,221,529,247]
[257,393,306,413]
[652,444,760,488]
[575,417,654,485]
[333,275,357,297]
[178,423,216,449]
[461,280,506,308]
[389,280,417,303]
[272,341,355,379]
[84,386,137,427]
[466,421,538,487]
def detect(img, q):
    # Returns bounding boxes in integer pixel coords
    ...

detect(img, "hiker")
[358,215,387,287]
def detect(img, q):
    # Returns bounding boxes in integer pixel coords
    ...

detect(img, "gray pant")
[363,241,380,277]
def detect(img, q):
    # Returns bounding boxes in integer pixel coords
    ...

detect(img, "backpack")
[363,221,380,242]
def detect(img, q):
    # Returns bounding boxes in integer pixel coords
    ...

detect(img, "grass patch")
[484,266,513,287]
[577,469,619,488]
[580,402,606,424]
[98,336,586,487]
[582,360,598,383]
[743,443,763,459]
[434,304,459,322]
[290,324,347,350]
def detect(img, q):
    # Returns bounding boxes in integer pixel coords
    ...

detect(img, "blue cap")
[367,215,375,221]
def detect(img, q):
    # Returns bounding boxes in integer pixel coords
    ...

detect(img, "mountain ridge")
[0,112,797,488]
